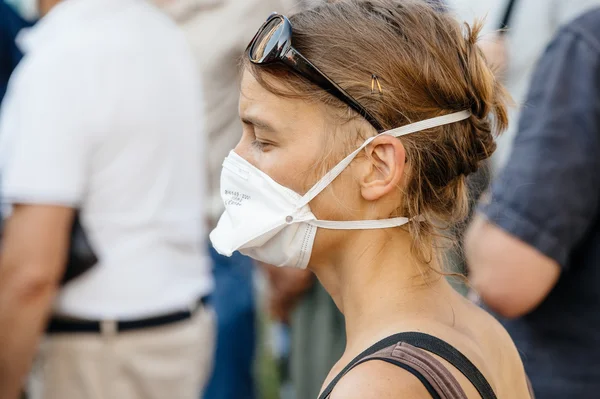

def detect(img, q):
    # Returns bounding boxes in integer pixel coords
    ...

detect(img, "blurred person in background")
[0,1,31,106]
[153,1,292,399]
[442,0,600,295]
[448,0,600,173]
[0,1,214,398]
[466,8,600,398]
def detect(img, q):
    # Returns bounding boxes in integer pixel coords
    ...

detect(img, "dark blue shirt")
[480,8,600,399]
[0,2,30,105]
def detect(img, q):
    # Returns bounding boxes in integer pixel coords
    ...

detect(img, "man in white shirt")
[0,1,214,398]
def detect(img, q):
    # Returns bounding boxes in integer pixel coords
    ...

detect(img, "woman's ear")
[359,135,406,201]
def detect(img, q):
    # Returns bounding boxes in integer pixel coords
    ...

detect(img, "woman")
[210,0,532,397]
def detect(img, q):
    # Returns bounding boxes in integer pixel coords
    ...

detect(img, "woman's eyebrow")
[240,115,276,132]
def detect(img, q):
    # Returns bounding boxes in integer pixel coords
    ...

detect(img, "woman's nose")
[233,136,257,168]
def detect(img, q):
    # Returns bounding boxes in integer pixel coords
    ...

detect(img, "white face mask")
[209,110,471,268]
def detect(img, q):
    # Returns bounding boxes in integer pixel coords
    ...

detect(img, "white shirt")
[0,0,213,320]
[447,0,600,172]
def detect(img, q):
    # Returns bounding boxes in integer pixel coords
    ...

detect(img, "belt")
[46,296,209,334]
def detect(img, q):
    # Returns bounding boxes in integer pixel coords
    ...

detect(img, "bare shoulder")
[460,297,530,396]
[329,359,431,399]
[470,299,523,362]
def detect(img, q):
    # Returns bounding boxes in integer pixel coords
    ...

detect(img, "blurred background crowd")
[1,0,600,398]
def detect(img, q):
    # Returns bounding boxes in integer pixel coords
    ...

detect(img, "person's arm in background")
[0,50,93,397]
[465,216,561,318]
[260,263,314,323]
[0,206,72,399]
[465,18,600,318]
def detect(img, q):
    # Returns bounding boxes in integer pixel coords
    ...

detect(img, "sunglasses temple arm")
[283,47,383,132]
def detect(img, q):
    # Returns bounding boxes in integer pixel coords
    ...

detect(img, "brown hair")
[245,0,508,265]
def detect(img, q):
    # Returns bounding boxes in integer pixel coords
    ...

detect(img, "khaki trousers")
[28,306,215,399]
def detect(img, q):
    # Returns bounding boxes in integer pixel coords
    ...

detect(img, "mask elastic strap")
[297,110,472,208]
[309,216,410,230]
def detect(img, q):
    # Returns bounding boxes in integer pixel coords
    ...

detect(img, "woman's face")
[235,70,364,261]
[235,69,405,266]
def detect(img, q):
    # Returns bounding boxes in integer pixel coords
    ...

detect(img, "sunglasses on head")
[246,13,384,132]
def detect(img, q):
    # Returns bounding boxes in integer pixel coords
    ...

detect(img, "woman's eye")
[251,139,270,151]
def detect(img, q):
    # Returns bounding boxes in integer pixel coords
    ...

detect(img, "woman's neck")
[311,228,460,354]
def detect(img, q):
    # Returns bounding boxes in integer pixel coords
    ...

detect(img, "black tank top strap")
[318,332,497,399]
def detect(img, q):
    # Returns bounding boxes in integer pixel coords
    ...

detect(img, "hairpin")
[371,74,383,96]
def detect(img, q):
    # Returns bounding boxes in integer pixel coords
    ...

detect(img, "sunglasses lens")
[250,17,285,63]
